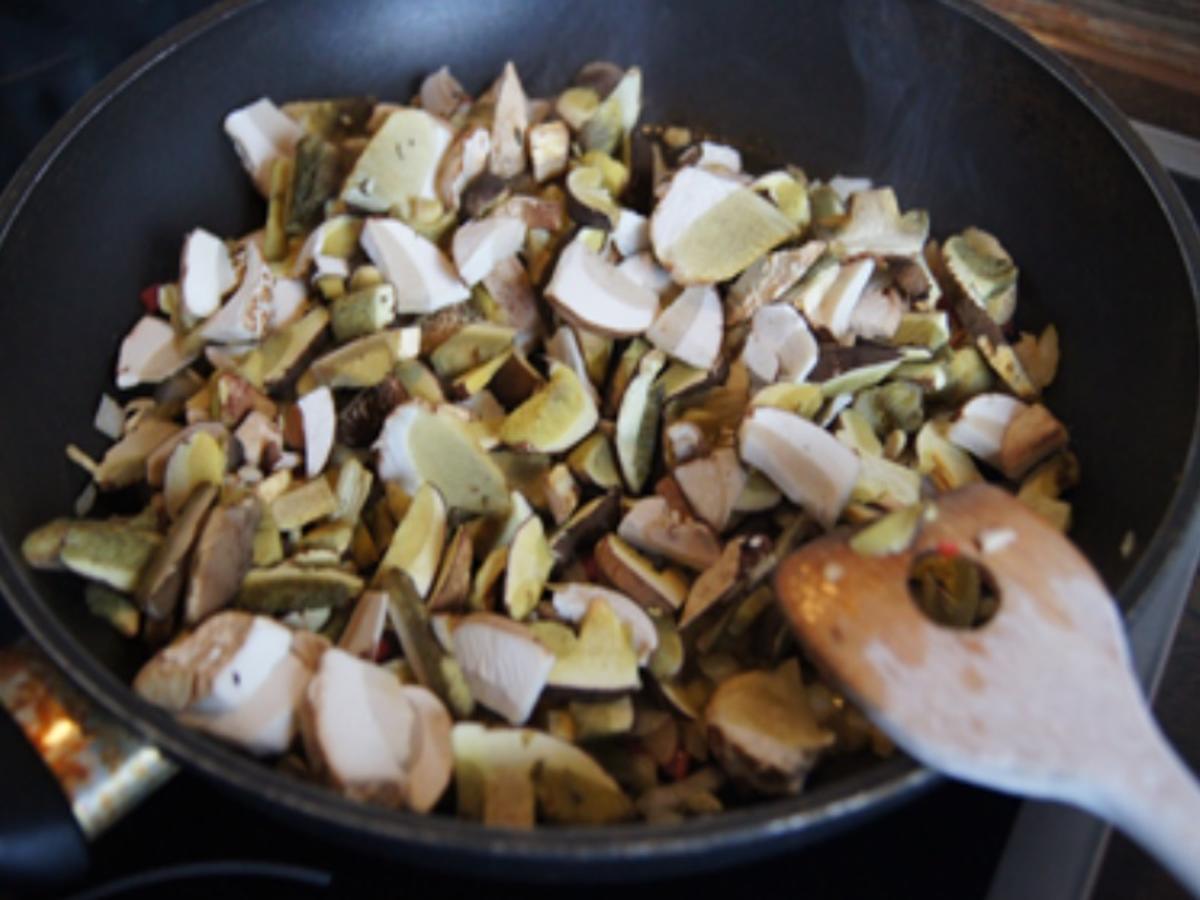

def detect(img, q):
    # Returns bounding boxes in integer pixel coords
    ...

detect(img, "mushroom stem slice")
[297,386,336,478]
[704,660,834,796]
[223,98,304,195]
[646,285,723,371]
[450,613,555,725]
[489,62,529,178]
[617,496,722,571]
[360,218,469,314]
[737,406,860,529]
[452,217,527,287]
[544,240,660,338]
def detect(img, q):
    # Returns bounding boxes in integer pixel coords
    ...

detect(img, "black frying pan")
[0,0,1198,887]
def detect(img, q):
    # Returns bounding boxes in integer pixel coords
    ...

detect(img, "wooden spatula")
[775,483,1200,893]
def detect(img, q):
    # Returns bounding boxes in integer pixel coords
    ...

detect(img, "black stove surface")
[2,3,1198,898]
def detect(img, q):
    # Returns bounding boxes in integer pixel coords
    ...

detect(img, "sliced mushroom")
[942,227,1018,326]
[135,610,292,713]
[548,492,620,564]
[528,120,570,183]
[503,515,554,620]
[611,208,649,257]
[135,483,218,621]
[336,376,407,448]
[435,124,491,211]
[295,386,335,478]
[833,188,929,257]
[618,496,722,571]
[97,417,182,490]
[542,463,580,526]
[330,283,397,343]
[673,448,747,534]
[270,477,337,531]
[615,349,666,494]
[594,535,688,613]
[116,316,200,389]
[299,647,420,807]
[541,596,640,691]
[38,519,160,593]
[646,285,722,371]
[452,216,526,286]
[360,217,469,314]
[945,392,1025,467]
[804,257,876,343]
[578,66,641,157]
[650,166,795,284]
[489,62,529,178]
[847,276,903,343]
[429,323,516,379]
[566,432,621,490]
[705,660,833,795]
[403,685,454,813]
[223,98,305,195]
[377,482,446,597]
[341,109,454,213]
[679,534,771,629]
[915,420,983,491]
[738,406,860,528]
[427,526,473,612]
[181,629,328,756]
[550,583,658,664]
[307,328,421,389]
[500,362,598,454]
[251,306,331,389]
[725,241,826,325]
[183,495,261,625]
[481,256,542,346]
[998,402,1068,481]
[451,613,555,724]
[337,590,389,658]
[545,239,660,337]
[545,325,599,405]
[451,721,633,824]
[200,242,274,344]
[238,564,364,613]
[616,251,675,296]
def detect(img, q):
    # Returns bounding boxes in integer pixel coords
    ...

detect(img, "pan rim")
[0,0,1196,873]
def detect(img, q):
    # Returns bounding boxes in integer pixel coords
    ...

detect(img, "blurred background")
[0,1,1197,897]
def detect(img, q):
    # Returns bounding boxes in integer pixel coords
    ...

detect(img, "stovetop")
[2,3,1199,898]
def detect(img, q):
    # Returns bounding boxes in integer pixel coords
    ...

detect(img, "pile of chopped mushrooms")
[22,60,1073,825]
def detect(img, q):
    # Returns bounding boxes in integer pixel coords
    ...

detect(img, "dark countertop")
[1,3,1198,897]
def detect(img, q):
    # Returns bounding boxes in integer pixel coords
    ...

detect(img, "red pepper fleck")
[139,284,161,314]
[936,540,960,558]
[665,748,689,781]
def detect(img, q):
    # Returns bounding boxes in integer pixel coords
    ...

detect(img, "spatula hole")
[907,549,1000,629]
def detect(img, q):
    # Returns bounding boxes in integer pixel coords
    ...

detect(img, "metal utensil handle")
[0,639,174,887]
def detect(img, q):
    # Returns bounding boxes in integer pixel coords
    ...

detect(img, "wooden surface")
[981,0,1200,138]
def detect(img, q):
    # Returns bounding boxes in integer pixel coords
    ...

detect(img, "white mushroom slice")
[180,228,237,321]
[300,648,419,806]
[93,394,124,441]
[616,252,674,296]
[134,611,290,714]
[360,217,469,314]
[180,633,324,755]
[674,448,748,533]
[297,386,336,478]
[650,166,795,284]
[436,125,491,211]
[374,402,510,516]
[234,410,282,469]
[545,239,659,337]
[482,257,541,347]
[270,277,307,329]
[741,304,818,385]
[200,242,274,344]
[223,98,305,195]
[452,217,526,286]
[617,495,722,571]
[646,285,722,370]
[528,120,570,183]
[550,584,658,664]
[338,591,389,659]
[726,241,826,325]
[419,66,469,119]
[946,392,1026,466]
[545,325,599,404]
[451,613,555,725]
[738,406,860,528]
[341,109,454,213]
[834,188,929,257]
[693,141,742,173]
[611,209,649,257]
[489,62,529,178]
[806,257,875,342]
[115,316,199,389]
[403,686,454,813]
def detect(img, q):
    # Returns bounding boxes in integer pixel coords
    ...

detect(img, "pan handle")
[0,639,175,888]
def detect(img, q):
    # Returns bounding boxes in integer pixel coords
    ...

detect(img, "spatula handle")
[1082,706,1200,895]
